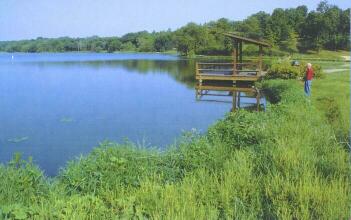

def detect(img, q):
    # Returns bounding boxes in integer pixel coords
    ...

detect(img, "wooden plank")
[195,85,256,93]
[196,75,259,81]
[197,62,233,65]
[223,32,270,47]
[235,70,259,73]
[197,70,258,77]
[198,62,256,66]
[235,62,257,65]
[198,69,233,71]
[199,71,259,76]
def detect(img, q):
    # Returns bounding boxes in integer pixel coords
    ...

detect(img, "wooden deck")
[195,33,270,84]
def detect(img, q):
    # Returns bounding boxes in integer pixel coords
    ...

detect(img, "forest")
[0,1,349,56]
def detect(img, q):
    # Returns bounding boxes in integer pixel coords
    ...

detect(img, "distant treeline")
[0,1,349,56]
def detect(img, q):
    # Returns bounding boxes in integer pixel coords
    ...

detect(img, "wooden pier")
[196,33,270,84]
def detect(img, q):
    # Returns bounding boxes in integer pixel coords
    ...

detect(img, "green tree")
[175,23,211,56]
[281,30,299,54]
[235,15,263,39]
[106,38,122,53]
[300,11,326,51]
[154,32,174,52]
[136,36,154,52]
[205,18,235,54]
[121,42,136,51]
[338,9,350,50]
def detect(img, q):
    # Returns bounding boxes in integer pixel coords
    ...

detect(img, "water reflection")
[13,55,266,113]
[7,53,272,89]
[195,82,266,112]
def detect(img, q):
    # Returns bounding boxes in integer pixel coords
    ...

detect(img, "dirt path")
[341,55,350,61]
[324,68,349,73]
[323,56,350,73]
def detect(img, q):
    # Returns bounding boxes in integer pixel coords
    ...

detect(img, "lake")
[0,52,264,175]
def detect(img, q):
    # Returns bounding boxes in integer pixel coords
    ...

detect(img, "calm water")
[0,52,263,175]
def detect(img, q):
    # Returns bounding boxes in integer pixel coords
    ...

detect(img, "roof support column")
[232,40,237,75]
[239,41,243,70]
[259,45,263,76]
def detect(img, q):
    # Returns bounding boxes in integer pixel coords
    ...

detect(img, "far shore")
[1,50,349,62]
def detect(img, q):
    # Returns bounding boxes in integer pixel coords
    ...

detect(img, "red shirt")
[306,68,314,80]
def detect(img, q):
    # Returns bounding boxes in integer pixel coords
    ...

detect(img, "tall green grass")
[313,70,350,143]
[0,79,350,219]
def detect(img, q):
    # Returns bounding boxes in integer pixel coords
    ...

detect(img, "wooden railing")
[196,62,261,76]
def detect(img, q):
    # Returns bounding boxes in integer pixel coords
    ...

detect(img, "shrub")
[265,61,325,80]
[265,62,301,79]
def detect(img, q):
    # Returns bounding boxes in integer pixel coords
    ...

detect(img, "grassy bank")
[313,69,350,142]
[0,77,350,219]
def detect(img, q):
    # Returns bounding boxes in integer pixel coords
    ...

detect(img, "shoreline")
[1,50,348,62]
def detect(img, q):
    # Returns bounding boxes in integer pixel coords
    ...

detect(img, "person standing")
[304,63,314,96]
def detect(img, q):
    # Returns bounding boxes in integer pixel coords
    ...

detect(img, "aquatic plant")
[60,117,74,123]
[7,137,29,144]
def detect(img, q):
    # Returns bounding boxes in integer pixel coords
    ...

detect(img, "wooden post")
[256,92,260,111]
[232,40,237,76]
[235,41,239,67]
[239,41,243,70]
[196,62,203,86]
[232,91,237,112]
[258,46,263,76]
[237,91,241,108]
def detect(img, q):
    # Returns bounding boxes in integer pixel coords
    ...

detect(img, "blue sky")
[0,0,349,41]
